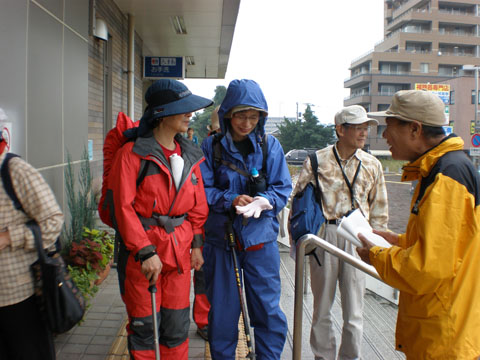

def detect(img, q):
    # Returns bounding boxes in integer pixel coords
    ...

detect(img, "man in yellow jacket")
[357,90,480,360]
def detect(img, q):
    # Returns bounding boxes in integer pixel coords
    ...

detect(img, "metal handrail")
[292,234,383,360]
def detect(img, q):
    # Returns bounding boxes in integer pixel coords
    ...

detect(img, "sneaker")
[196,326,208,341]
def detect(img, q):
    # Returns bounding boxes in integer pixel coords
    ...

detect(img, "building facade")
[0,0,239,210]
[344,0,480,160]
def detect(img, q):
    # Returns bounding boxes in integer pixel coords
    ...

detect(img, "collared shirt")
[0,152,63,306]
[292,143,388,230]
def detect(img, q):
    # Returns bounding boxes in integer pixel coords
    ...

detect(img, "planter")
[95,260,113,286]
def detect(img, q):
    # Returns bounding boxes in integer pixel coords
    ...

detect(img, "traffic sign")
[470,148,480,157]
[472,134,480,148]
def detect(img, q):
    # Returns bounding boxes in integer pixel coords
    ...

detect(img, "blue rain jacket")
[200,79,292,249]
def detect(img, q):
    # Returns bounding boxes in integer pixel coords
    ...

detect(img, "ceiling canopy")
[113,0,240,79]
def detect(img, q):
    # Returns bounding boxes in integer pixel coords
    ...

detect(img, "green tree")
[190,85,227,143]
[277,105,335,152]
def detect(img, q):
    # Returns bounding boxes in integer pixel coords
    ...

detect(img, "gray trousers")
[309,223,365,360]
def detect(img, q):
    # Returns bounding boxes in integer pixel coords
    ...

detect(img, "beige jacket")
[0,151,63,306]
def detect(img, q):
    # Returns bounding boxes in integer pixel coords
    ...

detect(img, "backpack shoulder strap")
[260,134,268,175]
[212,133,224,170]
[308,152,322,204]
[1,153,24,212]
[136,159,150,188]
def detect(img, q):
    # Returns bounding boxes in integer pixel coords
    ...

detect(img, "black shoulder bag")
[1,153,85,334]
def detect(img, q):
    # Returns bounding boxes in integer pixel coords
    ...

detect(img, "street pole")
[475,67,478,127]
[475,67,479,172]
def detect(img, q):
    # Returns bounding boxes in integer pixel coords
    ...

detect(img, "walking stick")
[148,285,161,360]
[225,218,256,359]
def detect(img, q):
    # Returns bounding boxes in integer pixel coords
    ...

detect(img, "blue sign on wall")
[143,56,184,79]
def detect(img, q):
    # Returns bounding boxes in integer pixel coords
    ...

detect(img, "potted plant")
[66,227,114,287]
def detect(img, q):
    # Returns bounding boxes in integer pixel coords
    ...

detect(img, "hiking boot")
[196,326,208,341]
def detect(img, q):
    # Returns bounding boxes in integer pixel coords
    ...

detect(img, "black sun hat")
[134,79,213,137]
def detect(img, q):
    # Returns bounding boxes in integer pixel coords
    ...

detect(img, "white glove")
[235,196,273,219]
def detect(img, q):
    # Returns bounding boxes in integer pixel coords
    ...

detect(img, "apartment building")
[344,0,480,158]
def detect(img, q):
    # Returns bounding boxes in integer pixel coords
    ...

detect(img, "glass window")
[420,63,429,73]
[450,90,455,105]
[471,90,479,104]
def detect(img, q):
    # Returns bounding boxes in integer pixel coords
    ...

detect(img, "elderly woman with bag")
[0,127,64,360]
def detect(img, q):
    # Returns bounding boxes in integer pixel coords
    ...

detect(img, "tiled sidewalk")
[54,267,207,359]
[54,268,128,360]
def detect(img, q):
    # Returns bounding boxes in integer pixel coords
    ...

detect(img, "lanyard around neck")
[332,146,362,210]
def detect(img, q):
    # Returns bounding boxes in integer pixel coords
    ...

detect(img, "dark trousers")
[0,295,55,360]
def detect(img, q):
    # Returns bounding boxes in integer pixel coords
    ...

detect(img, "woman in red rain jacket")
[108,79,212,360]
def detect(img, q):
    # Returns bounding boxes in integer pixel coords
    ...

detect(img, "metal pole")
[475,67,478,126]
[293,234,382,360]
[303,256,308,294]
[293,240,306,360]
[149,285,160,360]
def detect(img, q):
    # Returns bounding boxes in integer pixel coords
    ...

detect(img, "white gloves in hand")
[235,196,273,218]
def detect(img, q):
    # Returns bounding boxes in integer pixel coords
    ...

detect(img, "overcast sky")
[184,0,384,124]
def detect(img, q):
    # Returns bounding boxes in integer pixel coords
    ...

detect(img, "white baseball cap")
[335,105,378,126]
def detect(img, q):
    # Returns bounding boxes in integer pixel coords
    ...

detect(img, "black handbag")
[27,221,86,334]
[1,153,86,334]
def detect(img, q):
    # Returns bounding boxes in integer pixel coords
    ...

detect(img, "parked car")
[285,148,317,165]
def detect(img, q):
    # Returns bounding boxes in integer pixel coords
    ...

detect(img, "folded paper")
[337,209,391,248]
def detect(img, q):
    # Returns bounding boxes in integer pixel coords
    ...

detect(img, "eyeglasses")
[233,113,260,122]
[343,124,370,132]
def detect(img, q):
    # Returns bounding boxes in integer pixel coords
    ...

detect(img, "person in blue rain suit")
[200,79,292,359]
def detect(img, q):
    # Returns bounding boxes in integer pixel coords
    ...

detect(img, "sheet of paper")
[337,209,392,248]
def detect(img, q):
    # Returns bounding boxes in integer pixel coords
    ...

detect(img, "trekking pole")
[225,218,256,359]
[148,285,161,360]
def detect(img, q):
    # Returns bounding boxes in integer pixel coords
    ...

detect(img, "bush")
[63,148,97,251]
[379,159,407,174]
[67,265,98,306]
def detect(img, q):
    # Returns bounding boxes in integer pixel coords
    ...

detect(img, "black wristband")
[140,251,157,264]
[134,245,157,263]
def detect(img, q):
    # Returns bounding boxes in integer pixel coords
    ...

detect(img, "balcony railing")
[438,8,476,16]
[344,92,371,101]
[350,49,374,65]
[439,29,477,37]
[344,71,372,82]
[378,70,410,75]
[438,51,476,57]
[387,6,432,26]
[405,49,432,54]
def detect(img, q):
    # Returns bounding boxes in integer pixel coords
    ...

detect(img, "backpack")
[289,153,325,244]
[98,112,141,227]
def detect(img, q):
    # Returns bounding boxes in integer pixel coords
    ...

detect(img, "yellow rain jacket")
[370,135,480,360]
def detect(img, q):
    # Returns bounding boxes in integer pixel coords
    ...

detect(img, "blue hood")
[218,79,268,137]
